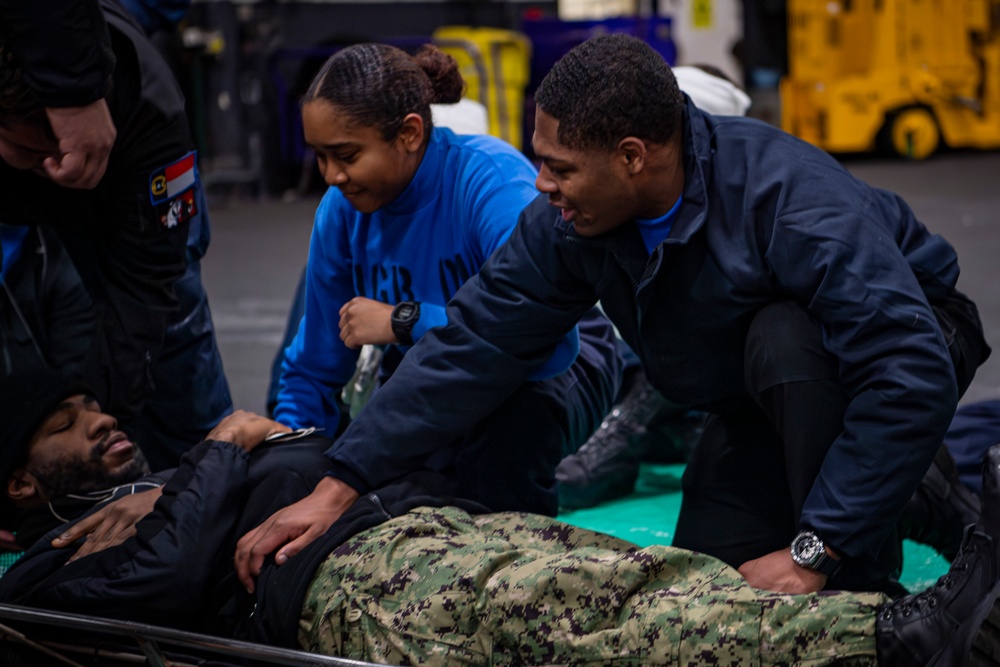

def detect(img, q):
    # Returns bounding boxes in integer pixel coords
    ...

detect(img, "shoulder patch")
[156,188,198,228]
[149,151,197,205]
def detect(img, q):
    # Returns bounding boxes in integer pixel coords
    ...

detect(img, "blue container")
[520,15,677,92]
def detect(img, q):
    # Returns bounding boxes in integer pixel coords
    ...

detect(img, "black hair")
[302,43,465,142]
[534,33,685,152]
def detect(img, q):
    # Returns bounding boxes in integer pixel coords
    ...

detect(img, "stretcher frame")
[0,602,383,667]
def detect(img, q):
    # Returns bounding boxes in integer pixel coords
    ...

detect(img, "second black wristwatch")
[391,301,420,345]
[790,530,842,578]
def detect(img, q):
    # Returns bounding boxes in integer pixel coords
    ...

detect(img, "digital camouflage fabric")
[301,506,885,666]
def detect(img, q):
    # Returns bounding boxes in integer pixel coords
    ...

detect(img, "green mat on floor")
[557,463,950,593]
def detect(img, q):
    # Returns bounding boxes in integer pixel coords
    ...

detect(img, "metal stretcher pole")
[0,620,88,667]
[0,603,381,667]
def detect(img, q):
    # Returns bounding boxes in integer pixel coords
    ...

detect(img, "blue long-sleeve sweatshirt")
[274,128,577,433]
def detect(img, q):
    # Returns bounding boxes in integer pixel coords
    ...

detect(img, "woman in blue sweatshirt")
[273,43,621,515]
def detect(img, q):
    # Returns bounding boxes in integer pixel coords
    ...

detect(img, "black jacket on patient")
[0,433,486,647]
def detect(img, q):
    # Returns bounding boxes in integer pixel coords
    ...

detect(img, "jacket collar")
[670,96,711,245]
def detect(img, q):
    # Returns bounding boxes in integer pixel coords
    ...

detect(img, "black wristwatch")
[391,301,420,345]
[790,530,842,578]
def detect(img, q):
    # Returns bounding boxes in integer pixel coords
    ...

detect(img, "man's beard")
[31,438,151,500]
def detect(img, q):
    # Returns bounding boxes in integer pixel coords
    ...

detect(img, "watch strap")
[807,550,842,578]
[791,530,843,578]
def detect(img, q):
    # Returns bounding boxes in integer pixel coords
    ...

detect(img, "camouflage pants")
[300,507,886,666]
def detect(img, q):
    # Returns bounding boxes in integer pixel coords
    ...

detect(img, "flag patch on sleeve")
[158,189,198,228]
[149,151,197,205]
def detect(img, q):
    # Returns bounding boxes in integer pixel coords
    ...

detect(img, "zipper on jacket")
[367,493,393,520]
[611,249,643,290]
[562,232,643,291]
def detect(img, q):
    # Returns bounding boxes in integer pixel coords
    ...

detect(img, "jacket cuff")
[325,467,369,496]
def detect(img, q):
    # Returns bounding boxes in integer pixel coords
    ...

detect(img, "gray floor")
[201,150,1000,415]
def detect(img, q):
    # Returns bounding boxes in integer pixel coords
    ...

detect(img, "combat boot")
[897,444,982,561]
[876,444,1000,666]
[556,370,670,510]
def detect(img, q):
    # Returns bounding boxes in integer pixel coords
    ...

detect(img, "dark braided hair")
[303,43,464,142]
[534,34,684,152]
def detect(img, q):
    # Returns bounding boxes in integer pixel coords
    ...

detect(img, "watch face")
[395,303,416,321]
[791,532,824,565]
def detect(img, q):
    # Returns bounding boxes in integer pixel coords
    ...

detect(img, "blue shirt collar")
[382,128,448,216]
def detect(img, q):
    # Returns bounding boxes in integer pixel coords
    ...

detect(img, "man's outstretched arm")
[235,197,599,588]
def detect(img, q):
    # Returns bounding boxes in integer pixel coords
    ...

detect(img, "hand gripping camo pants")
[300,507,887,666]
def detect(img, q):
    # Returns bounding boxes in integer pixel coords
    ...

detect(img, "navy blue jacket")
[328,100,962,562]
[0,0,114,107]
[0,226,96,378]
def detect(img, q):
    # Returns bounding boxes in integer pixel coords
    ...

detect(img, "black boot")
[876,444,1000,666]
[897,444,982,561]
[556,370,671,510]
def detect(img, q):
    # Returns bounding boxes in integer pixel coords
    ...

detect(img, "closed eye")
[544,161,571,177]
[49,418,73,434]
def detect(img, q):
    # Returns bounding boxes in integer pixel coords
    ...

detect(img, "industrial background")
[176,0,1000,410]
[191,0,1000,593]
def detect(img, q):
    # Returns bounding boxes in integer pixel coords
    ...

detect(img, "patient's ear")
[7,468,41,505]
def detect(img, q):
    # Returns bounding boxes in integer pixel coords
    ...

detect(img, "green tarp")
[558,463,950,592]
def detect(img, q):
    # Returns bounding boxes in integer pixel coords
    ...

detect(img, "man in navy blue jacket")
[236,34,990,602]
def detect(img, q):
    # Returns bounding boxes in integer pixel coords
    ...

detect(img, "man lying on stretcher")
[0,368,998,666]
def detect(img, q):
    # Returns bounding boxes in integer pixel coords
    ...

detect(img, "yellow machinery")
[781,0,1000,159]
[433,27,531,150]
